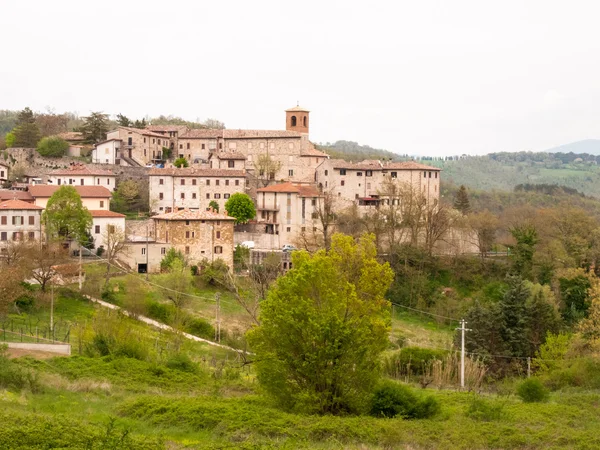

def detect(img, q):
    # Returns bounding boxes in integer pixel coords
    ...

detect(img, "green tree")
[500,276,530,357]
[208,200,219,212]
[510,224,538,279]
[42,186,93,244]
[224,193,256,224]
[36,136,69,157]
[80,112,109,144]
[111,179,140,213]
[5,131,16,148]
[13,107,41,147]
[174,157,188,168]
[453,185,471,215]
[247,234,394,414]
[116,113,131,127]
[160,248,186,272]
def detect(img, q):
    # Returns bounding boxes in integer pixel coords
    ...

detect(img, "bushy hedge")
[384,347,449,377]
[517,378,549,403]
[370,380,440,419]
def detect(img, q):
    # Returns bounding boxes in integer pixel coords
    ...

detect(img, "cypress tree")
[453,185,471,215]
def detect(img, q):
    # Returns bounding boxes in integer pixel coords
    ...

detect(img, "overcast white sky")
[2,0,600,156]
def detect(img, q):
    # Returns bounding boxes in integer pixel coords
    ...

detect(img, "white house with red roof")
[48,163,116,191]
[0,199,44,251]
[0,162,9,184]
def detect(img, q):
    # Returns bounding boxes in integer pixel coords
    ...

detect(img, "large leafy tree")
[42,186,93,244]
[80,112,109,144]
[247,233,394,414]
[13,107,41,148]
[224,193,256,224]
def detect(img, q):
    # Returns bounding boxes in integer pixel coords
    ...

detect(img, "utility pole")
[78,243,83,291]
[456,319,471,389]
[215,292,221,343]
[145,223,149,281]
[527,357,531,378]
[50,283,54,338]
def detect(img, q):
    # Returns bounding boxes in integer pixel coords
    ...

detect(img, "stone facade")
[315,159,441,208]
[107,127,169,166]
[148,168,247,214]
[152,209,235,268]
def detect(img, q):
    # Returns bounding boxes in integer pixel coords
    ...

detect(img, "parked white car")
[240,241,255,249]
[282,244,297,252]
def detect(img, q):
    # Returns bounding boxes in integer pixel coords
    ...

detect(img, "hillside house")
[92,139,121,165]
[48,164,116,191]
[0,162,9,184]
[148,167,246,214]
[105,127,169,166]
[0,199,44,251]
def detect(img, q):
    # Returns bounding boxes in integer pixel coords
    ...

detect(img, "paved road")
[86,295,250,354]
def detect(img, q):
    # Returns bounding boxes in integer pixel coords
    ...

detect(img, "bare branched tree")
[253,154,282,188]
[102,226,128,286]
[26,241,69,292]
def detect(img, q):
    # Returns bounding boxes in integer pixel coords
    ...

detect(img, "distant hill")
[544,139,600,155]
[316,140,406,162]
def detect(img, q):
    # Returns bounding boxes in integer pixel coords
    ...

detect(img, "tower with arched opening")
[285,105,310,136]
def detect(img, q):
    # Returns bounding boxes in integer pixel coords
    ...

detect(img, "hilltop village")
[0,106,447,273]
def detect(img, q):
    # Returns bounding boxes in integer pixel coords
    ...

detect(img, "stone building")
[255,182,321,247]
[148,167,246,214]
[315,159,441,208]
[48,163,116,191]
[145,125,189,153]
[105,127,169,166]
[152,208,235,268]
[0,199,44,250]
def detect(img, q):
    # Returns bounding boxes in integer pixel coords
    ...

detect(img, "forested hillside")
[428,152,600,197]
[316,140,409,161]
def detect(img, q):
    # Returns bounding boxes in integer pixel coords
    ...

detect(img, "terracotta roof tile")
[0,190,34,202]
[152,208,235,221]
[223,129,302,139]
[89,210,126,218]
[51,163,115,176]
[117,127,167,138]
[330,159,384,170]
[385,161,441,171]
[212,152,246,160]
[257,182,320,197]
[148,168,245,177]
[0,199,43,210]
[285,105,310,112]
[28,185,112,198]
[146,125,189,133]
[56,131,84,142]
[301,145,329,158]
[179,129,223,139]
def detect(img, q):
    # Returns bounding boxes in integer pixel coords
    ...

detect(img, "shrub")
[36,136,69,157]
[160,248,185,272]
[165,353,197,373]
[370,381,440,419]
[15,294,35,311]
[517,378,549,403]
[466,396,506,421]
[146,300,175,324]
[174,157,189,168]
[0,345,42,393]
[100,285,119,305]
[384,347,449,377]
[184,317,215,340]
[198,259,229,286]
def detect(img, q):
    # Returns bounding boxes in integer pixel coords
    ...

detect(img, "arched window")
[303,116,307,127]
[291,115,297,126]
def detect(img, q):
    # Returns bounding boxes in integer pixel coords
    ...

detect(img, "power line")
[390,301,460,322]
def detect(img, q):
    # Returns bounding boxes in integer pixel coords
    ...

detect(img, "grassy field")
[2,286,600,449]
[2,352,600,449]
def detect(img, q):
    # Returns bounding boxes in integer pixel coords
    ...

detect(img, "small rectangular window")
[100,200,104,208]
[214,246,223,254]
[28,216,35,225]
[142,248,146,255]
[185,246,190,254]
[0,216,5,225]
[159,179,164,185]
[206,193,210,199]
[357,172,363,176]
[216,180,220,186]
[181,179,185,185]
[0,232,6,241]
[187,143,190,150]
[216,231,221,239]
[288,170,294,176]
[235,179,239,186]
[225,180,229,186]
[192,179,197,186]
[391,172,397,178]
[228,160,235,168]
[206,179,211,186]
[214,193,221,199]
[224,193,230,199]
[202,144,205,149]
[95,225,100,234]
[186,231,190,238]
[339,169,346,175]
[341,180,345,186]
[192,193,197,199]
[181,193,185,199]
[161,247,166,255]
[159,193,164,200]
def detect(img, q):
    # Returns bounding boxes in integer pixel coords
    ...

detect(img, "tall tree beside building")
[224,193,256,224]
[80,112,109,144]
[13,107,41,148]
[453,185,471,215]
[116,113,131,127]
[42,186,93,244]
